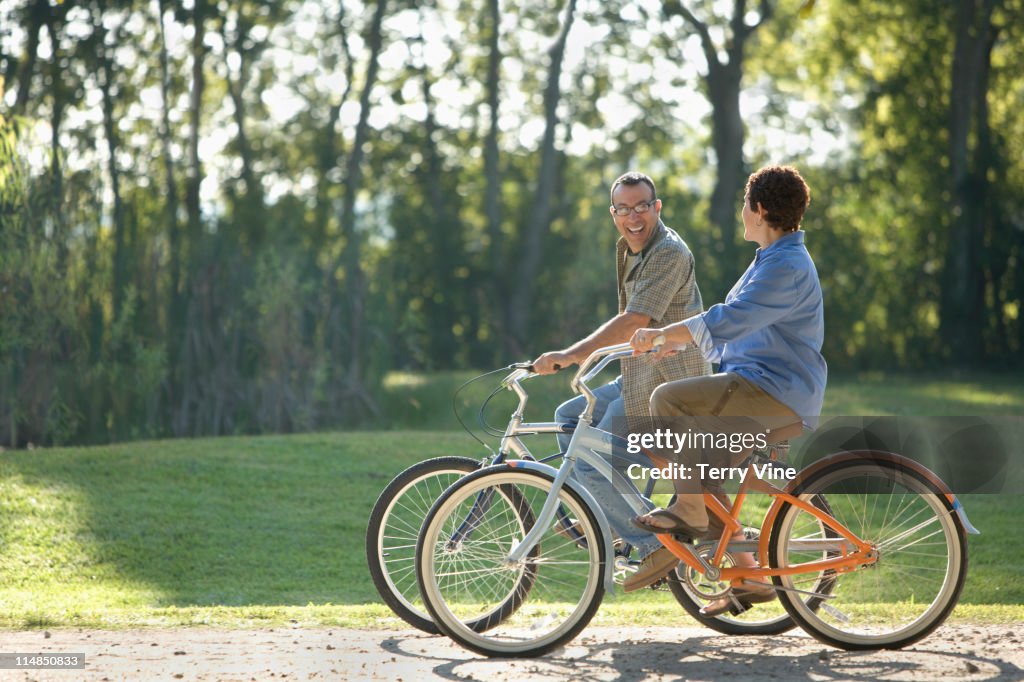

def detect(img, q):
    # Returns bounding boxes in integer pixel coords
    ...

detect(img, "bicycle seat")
[764,421,803,445]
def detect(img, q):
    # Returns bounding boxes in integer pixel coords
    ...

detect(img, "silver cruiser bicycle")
[367,355,804,636]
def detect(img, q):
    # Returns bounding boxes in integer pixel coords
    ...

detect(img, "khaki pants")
[648,372,800,527]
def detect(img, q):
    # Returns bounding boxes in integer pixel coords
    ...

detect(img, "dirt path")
[0,625,1022,681]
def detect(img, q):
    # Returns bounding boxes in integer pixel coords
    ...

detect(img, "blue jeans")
[554,376,662,559]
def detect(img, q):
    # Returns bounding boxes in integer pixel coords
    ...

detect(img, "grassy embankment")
[0,370,1021,629]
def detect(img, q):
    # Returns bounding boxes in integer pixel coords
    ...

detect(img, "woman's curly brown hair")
[745,166,810,232]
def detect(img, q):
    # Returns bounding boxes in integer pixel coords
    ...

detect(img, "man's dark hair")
[611,172,657,203]
[745,166,810,232]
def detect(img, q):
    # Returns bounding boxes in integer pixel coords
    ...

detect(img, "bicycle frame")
[660,463,869,587]
[659,448,980,592]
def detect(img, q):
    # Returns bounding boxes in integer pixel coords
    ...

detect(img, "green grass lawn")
[0,371,1022,629]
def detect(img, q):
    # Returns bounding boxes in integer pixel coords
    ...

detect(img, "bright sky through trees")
[4,0,847,216]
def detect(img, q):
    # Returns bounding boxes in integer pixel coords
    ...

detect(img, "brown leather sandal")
[699,586,777,617]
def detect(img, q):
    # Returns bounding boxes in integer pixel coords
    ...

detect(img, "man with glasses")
[531,171,710,587]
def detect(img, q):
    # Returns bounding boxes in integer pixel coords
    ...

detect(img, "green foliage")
[757,0,1024,366]
[0,118,78,446]
[1,0,1022,445]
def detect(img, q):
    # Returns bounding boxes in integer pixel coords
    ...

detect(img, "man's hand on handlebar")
[530,351,574,375]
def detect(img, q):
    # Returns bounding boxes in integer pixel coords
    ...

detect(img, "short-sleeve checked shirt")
[617,220,711,427]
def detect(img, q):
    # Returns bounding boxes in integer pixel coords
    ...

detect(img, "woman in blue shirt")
[624,165,827,616]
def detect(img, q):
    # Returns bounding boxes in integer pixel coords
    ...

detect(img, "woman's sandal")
[700,586,777,617]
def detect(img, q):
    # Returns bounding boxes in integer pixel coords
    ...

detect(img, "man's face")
[611,182,661,254]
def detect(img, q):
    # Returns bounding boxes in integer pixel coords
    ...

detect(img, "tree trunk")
[418,28,460,365]
[154,0,186,433]
[335,0,387,421]
[95,1,128,325]
[176,0,208,435]
[186,0,205,250]
[483,0,505,360]
[308,3,355,425]
[665,0,772,286]
[12,0,49,117]
[939,0,997,362]
[314,3,354,245]
[44,11,67,267]
[506,0,577,355]
[706,59,744,279]
[155,0,182,353]
[221,12,262,209]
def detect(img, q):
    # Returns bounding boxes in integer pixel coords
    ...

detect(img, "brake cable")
[451,366,514,454]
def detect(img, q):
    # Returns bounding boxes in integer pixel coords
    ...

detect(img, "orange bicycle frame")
[647,456,877,586]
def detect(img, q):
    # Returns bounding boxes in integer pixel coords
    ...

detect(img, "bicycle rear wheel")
[366,456,482,633]
[417,467,606,657]
[769,456,967,650]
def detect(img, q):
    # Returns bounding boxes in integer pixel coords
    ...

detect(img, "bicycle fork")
[502,427,628,592]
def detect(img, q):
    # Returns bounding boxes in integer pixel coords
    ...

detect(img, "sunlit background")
[2,0,1022,447]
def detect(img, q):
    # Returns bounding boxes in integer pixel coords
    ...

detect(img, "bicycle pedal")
[730,601,753,616]
[714,602,752,617]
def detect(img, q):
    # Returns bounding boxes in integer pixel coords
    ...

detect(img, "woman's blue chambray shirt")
[683,231,827,422]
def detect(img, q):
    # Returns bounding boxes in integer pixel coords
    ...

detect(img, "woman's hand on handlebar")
[631,323,695,360]
[630,327,677,362]
[530,350,574,375]
[630,328,665,354]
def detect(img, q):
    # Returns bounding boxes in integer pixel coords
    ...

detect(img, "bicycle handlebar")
[571,337,665,391]
[498,338,665,428]
[505,339,664,390]
[570,343,631,390]
[564,340,662,423]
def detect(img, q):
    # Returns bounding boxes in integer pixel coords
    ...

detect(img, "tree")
[940,0,999,361]
[334,0,388,421]
[662,0,775,285]
[154,0,184,393]
[482,0,505,354]
[93,0,131,322]
[505,0,578,354]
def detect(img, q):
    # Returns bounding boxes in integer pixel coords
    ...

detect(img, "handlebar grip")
[522,363,560,373]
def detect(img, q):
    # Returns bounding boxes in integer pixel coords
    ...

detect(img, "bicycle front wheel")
[769,456,968,650]
[366,456,482,633]
[417,467,606,657]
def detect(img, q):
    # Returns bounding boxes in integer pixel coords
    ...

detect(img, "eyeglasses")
[611,200,656,217]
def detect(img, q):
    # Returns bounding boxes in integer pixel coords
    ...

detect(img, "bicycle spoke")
[419,469,605,656]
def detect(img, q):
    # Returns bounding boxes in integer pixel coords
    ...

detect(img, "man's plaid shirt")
[616,220,711,427]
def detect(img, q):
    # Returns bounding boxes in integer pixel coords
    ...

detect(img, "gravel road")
[0,624,1022,681]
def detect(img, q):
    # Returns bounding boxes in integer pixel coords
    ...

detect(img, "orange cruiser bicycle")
[414,342,979,657]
